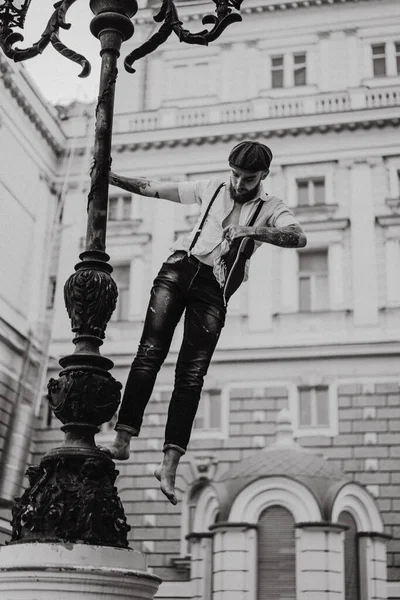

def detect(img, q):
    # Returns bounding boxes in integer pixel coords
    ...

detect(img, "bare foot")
[98,429,132,460]
[154,448,183,505]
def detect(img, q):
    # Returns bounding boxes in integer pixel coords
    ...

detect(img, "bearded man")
[102,141,307,504]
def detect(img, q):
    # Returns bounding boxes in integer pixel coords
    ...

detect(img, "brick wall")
[32,381,400,583]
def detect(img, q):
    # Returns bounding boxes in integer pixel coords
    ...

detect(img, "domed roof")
[214,410,350,521]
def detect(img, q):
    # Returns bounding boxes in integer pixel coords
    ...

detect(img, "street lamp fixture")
[0,0,244,550]
[0,0,32,28]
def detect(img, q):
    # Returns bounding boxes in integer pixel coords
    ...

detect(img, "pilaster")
[347,159,379,325]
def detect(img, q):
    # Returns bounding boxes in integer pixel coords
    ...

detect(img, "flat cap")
[229,141,273,172]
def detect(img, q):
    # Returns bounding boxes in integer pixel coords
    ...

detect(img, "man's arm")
[223,221,307,249]
[109,172,181,203]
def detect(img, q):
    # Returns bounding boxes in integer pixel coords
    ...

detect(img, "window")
[296,177,325,207]
[372,44,387,77]
[111,265,130,321]
[298,386,329,428]
[269,51,307,89]
[396,42,400,74]
[298,250,329,312]
[339,511,361,600]
[108,195,132,221]
[271,55,284,88]
[258,506,296,600]
[167,61,214,99]
[193,390,221,432]
[293,53,306,86]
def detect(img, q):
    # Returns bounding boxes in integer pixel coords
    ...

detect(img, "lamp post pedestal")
[0,543,161,599]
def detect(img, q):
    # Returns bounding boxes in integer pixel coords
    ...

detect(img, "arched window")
[257,505,296,600]
[339,511,360,600]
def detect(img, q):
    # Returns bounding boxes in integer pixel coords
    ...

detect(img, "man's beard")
[229,182,260,204]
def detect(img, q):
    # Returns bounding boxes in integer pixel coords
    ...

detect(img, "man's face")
[229,165,268,204]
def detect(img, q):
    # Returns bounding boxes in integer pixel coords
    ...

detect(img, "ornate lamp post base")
[0,543,161,599]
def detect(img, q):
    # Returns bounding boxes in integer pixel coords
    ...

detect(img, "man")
[103,141,306,504]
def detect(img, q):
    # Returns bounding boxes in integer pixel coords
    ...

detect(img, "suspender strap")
[247,199,264,227]
[188,182,225,254]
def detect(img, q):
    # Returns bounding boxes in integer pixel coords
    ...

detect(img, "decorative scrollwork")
[0,0,91,77]
[64,267,118,340]
[124,0,243,73]
[11,457,130,547]
[47,370,122,426]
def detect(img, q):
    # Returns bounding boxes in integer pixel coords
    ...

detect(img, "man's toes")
[160,485,177,505]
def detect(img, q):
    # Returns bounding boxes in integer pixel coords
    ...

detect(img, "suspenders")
[188,183,225,255]
[188,182,264,255]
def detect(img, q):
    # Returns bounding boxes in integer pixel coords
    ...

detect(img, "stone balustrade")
[112,85,400,134]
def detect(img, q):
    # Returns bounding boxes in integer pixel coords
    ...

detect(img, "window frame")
[298,249,330,313]
[108,194,133,222]
[362,37,400,84]
[298,385,330,429]
[110,263,131,322]
[191,388,228,440]
[290,382,338,438]
[371,43,387,77]
[296,176,326,207]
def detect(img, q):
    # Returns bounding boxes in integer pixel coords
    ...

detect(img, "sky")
[21,1,102,104]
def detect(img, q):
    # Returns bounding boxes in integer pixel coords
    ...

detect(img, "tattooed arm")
[223,222,307,248]
[109,172,180,203]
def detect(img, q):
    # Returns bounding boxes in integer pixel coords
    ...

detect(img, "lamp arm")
[0,0,91,77]
[124,0,243,74]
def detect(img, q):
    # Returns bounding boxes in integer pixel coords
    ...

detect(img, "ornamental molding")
[107,116,400,153]
[137,0,378,24]
[0,56,64,157]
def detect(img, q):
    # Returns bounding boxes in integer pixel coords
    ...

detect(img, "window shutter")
[339,511,360,600]
[257,505,296,600]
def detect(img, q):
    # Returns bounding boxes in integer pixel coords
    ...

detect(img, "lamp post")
[0,0,243,593]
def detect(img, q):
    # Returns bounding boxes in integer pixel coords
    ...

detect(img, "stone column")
[209,522,257,600]
[359,532,390,600]
[296,523,347,600]
[188,532,214,600]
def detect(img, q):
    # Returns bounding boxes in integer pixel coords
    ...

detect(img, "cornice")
[0,56,64,157]
[137,0,378,24]
[109,116,400,153]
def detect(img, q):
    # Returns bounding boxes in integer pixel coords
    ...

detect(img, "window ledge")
[384,197,400,214]
[170,556,191,573]
[191,430,226,440]
[259,84,319,98]
[108,218,143,232]
[295,427,336,438]
[293,203,339,219]
[361,76,400,88]
[376,213,400,227]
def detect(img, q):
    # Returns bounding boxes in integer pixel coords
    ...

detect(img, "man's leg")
[103,263,186,459]
[157,301,225,503]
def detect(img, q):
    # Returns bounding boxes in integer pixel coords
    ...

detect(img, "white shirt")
[170,177,297,286]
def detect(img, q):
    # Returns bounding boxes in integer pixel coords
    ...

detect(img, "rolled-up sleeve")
[268,201,297,228]
[178,179,218,206]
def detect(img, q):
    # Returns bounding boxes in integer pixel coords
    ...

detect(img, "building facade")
[0,54,65,542]
[27,0,400,598]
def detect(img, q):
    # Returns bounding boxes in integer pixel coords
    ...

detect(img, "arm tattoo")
[110,173,155,197]
[251,223,307,248]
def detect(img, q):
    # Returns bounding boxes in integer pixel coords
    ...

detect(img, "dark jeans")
[116,251,226,451]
